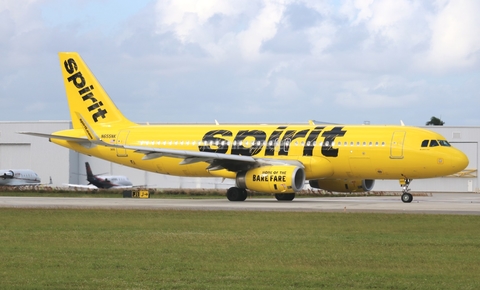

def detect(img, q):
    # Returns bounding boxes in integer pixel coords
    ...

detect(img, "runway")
[0,193,479,214]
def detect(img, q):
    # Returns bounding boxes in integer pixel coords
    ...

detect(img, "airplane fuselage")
[50,124,466,181]
[0,169,41,186]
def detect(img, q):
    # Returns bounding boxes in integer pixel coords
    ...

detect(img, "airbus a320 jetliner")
[21,52,469,203]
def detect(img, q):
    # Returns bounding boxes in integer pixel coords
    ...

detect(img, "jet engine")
[236,165,305,194]
[2,170,14,179]
[309,179,375,192]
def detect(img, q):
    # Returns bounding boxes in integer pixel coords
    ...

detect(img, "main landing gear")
[226,187,247,201]
[275,193,295,201]
[226,187,296,201]
[401,178,413,203]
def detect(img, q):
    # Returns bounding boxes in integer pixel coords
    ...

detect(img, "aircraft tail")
[85,162,95,184]
[58,52,136,129]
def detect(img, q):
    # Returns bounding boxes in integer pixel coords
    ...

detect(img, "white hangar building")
[0,121,477,193]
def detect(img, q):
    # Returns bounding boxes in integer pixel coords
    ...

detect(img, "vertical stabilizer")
[58,52,136,129]
[85,162,95,184]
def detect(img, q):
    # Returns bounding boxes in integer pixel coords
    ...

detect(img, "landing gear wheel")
[400,177,413,203]
[226,187,247,201]
[401,192,413,203]
[275,193,295,201]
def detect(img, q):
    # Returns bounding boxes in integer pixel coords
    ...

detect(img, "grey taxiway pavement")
[0,193,479,214]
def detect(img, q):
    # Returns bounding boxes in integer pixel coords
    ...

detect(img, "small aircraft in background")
[0,169,41,186]
[66,162,133,189]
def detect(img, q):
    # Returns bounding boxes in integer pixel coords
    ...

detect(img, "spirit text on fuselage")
[199,126,346,157]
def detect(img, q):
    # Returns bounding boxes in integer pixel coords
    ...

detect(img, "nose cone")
[451,148,469,173]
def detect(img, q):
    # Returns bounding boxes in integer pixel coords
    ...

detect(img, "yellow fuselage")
[51,124,468,181]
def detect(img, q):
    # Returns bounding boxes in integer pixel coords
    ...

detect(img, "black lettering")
[79,85,94,95]
[64,59,77,74]
[278,129,309,156]
[321,126,347,157]
[265,126,286,156]
[81,92,98,103]
[303,126,324,156]
[199,130,232,154]
[231,130,267,156]
[67,72,86,89]
[64,58,109,123]
[92,109,108,122]
[88,101,103,112]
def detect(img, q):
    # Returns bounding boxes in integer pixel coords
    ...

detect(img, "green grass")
[0,209,479,289]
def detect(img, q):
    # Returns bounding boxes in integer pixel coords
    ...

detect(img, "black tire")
[401,192,413,203]
[239,189,247,201]
[227,187,247,201]
[275,193,295,201]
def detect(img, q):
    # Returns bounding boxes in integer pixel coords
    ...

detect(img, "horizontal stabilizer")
[18,132,90,143]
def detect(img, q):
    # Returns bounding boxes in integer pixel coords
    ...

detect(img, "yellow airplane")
[21,52,469,203]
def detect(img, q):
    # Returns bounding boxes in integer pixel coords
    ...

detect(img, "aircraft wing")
[64,183,98,189]
[65,183,133,189]
[123,144,303,172]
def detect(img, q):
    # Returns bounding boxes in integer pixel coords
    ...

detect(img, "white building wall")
[0,121,72,186]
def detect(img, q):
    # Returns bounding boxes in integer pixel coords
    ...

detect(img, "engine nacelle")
[236,166,305,194]
[309,179,375,192]
[2,170,14,179]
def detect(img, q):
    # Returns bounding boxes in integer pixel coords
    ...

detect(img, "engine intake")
[236,166,305,194]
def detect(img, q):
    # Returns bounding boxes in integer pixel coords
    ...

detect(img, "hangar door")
[0,144,32,168]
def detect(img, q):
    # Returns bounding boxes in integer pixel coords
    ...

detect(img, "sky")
[1,0,480,126]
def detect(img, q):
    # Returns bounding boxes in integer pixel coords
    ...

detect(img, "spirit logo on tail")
[64,58,108,122]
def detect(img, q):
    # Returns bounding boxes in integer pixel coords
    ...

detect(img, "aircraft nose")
[452,149,469,172]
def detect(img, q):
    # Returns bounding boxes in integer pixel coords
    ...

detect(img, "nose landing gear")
[400,178,413,203]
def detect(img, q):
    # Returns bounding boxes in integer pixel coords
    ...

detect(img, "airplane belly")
[348,157,373,178]
[154,158,212,177]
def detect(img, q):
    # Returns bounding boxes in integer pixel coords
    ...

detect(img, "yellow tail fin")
[58,52,136,129]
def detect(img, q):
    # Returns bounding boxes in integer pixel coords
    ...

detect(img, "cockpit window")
[439,140,451,146]
[421,139,452,148]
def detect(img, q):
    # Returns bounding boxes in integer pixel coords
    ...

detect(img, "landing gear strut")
[226,187,248,201]
[401,178,413,203]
